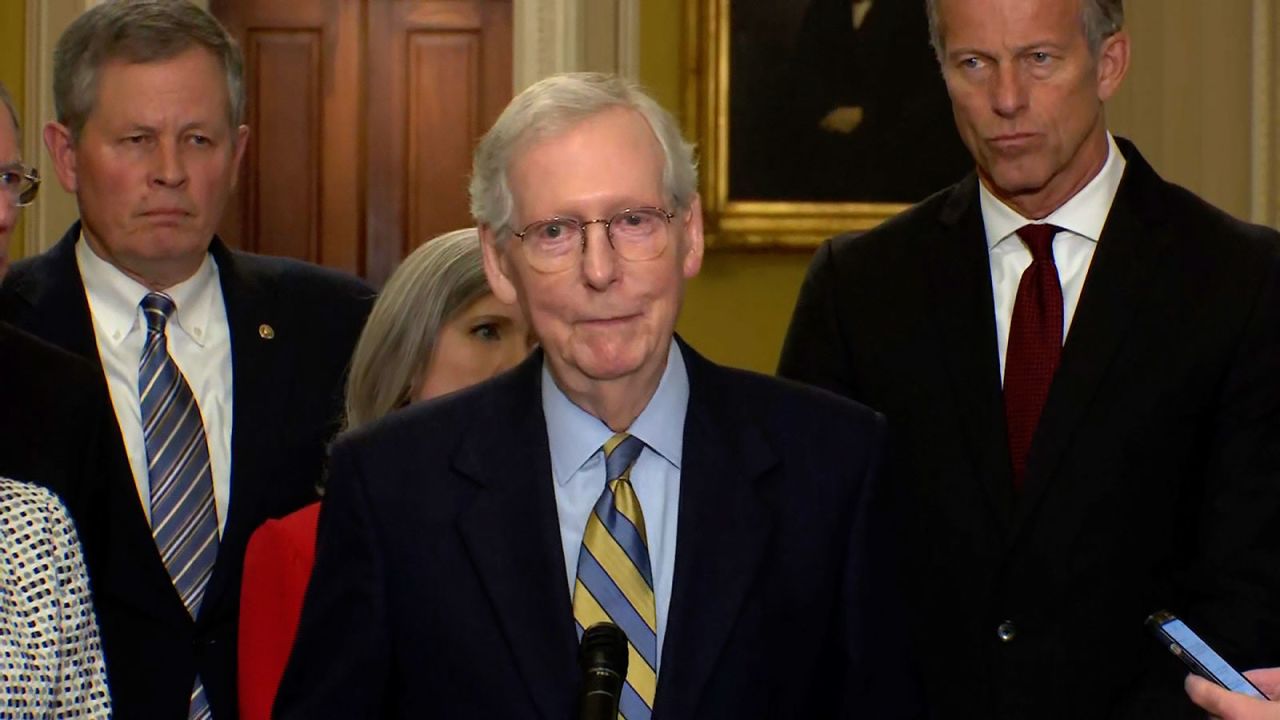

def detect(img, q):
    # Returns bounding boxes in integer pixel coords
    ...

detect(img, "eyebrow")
[947,41,1068,59]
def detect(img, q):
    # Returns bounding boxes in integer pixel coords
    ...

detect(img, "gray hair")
[0,82,19,147]
[926,0,1124,61]
[469,72,698,236]
[343,228,491,431]
[53,0,245,139]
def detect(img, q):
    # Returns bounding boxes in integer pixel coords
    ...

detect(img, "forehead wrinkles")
[509,110,665,217]
[90,54,233,133]
[944,0,1083,51]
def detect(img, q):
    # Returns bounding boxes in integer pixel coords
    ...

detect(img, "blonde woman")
[236,229,532,720]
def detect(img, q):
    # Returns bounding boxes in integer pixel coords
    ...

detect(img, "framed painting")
[685,0,973,248]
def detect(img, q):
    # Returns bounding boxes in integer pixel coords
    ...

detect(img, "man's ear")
[479,224,519,304]
[680,194,705,280]
[43,122,79,194]
[229,124,250,190]
[1096,30,1130,102]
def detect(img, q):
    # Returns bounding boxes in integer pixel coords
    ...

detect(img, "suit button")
[996,621,1017,642]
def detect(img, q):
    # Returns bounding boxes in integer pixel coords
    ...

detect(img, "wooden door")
[211,0,512,284]
[365,1,512,284]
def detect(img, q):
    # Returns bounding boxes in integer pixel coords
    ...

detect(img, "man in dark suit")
[0,80,124,523]
[779,0,1280,717]
[0,2,373,717]
[275,72,916,719]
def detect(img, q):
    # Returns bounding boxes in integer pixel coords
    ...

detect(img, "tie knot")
[603,433,645,481]
[1015,223,1060,264]
[141,292,176,333]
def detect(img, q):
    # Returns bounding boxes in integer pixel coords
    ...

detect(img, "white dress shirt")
[544,340,686,671]
[76,238,233,533]
[981,132,1127,382]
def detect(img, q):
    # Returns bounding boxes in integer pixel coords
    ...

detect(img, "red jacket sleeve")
[237,502,322,720]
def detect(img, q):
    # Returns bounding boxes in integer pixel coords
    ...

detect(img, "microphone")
[578,622,628,720]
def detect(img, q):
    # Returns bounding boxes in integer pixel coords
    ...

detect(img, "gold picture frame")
[684,0,964,250]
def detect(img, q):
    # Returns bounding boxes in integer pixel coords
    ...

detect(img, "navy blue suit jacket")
[0,224,375,719]
[275,341,920,718]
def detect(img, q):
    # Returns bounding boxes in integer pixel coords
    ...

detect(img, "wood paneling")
[243,30,320,261]
[366,0,512,285]
[215,0,511,285]
[212,0,364,274]
[406,32,480,255]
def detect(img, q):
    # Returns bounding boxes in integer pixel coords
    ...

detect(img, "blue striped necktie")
[573,433,657,720]
[139,292,218,720]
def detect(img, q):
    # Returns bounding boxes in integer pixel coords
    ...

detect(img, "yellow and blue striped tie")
[573,433,656,720]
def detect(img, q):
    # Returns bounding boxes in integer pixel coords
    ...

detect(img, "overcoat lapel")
[653,342,777,715]
[454,352,579,720]
[197,240,295,623]
[925,176,1018,527]
[1011,144,1173,537]
[3,223,190,623]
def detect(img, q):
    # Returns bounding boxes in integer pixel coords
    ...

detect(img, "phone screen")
[1159,617,1268,700]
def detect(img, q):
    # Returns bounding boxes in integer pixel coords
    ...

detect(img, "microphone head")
[579,622,628,677]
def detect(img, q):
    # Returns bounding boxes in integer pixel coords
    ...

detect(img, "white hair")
[469,72,697,237]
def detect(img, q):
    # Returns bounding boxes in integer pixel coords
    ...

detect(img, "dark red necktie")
[1003,224,1063,491]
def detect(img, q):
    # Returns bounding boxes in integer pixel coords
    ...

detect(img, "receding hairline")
[0,82,19,148]
[500,105,674,218]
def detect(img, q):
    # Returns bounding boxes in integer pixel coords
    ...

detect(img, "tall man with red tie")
[779,0,1280,717]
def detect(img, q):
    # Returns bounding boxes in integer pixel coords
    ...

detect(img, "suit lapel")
[455,353,579,720]
[653,343,776,715]
[3,224,191,623]
[5,224,102,364]
[1012,145,1172,536]
[925,177,1018,526]
[198,241,293,622]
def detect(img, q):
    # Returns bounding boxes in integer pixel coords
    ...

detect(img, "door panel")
[212,0,511,284]
[366,0,513,285]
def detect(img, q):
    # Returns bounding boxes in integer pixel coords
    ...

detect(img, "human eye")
[958,56,985,71]
[537,220,570,240]
[612,210,662,237]
[469,322,502,341]
[188,134,213,147]
[528,219,580,252]
[0,169,20,189]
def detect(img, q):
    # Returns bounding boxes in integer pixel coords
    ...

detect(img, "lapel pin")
[259,323,275,340]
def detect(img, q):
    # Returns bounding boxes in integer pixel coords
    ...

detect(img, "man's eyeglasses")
[0,163,39,207]
[511,207,676,273]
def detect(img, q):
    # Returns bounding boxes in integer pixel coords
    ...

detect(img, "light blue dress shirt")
[543,340,687,671]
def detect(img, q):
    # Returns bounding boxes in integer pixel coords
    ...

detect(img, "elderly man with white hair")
[274,72,921,719]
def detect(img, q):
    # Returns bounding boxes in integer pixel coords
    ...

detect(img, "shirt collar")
[75,234,221,348]
[981,132,1127,251]
[542,339,689,485]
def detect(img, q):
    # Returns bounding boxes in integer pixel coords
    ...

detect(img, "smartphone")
[1146,610,1269,700]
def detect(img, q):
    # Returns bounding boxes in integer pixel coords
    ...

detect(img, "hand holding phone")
[1146,610,1270,700]
[1186,671,1280,719]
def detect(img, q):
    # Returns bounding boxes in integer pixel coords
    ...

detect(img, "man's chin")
[558,346,653,384]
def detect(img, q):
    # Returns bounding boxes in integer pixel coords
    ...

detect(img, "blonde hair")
[343,229,490,430]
